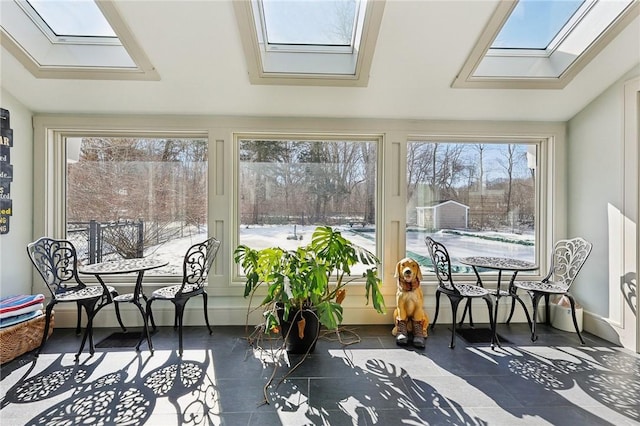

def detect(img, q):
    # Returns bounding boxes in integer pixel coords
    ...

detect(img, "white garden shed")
[416,200,469,231]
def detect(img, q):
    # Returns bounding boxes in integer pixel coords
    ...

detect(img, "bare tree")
[239,140,289,223]
[474,144,486,229]
[331,0,357,43]
[498,144,516,216]
[407,142,435,201]
[68,136,208,257]
[238,138,375,225]
[361,143,376,224]
[407,142,467,202]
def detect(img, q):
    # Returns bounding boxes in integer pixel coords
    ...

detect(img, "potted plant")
[234,225,386,354]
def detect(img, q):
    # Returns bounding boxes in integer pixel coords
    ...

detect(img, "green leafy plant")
[234,226,386,338]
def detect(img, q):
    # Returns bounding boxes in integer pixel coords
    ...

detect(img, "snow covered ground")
[238,224,375,252]
[407,229,534,262]
[142,230,210,275]
[239,224,533,261]
[143,224,535,275]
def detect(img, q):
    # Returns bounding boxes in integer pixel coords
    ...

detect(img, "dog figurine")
[391,257,428,348]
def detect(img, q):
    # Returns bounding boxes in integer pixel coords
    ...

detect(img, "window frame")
[1,0,158,80]
[404,136,547,279]
[232,131,384,283]
[453,0,638,89]
[35,127,210,285]
[232,0,386,86]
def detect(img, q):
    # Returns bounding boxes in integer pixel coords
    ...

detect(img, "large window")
[406,140,538,274]
[65,136,208,275]
[35,117,560,296]
[237,135,378,258]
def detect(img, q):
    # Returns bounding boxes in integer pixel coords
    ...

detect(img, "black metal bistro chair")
[27,237,122,359]
[425,237,496,349]
[514,237,592,344]
[146,237,221,355]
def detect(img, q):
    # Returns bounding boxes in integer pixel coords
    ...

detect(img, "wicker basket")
[0,312,54,364]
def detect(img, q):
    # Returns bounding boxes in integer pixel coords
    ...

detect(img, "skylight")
[261,0,356,47]
[27,0,117,39]
[234,0,385,86]
[491,0,585,50]
[453,0,638,89]
[0,0,158,80]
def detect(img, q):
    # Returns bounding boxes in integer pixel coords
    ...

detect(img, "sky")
[492,0,584,49]
[29,0,584,51]
[27,0,116,37]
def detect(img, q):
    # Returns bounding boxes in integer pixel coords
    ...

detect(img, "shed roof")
[416,200,470,210]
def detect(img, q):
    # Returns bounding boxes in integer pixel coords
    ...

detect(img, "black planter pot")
[277,307,319,354]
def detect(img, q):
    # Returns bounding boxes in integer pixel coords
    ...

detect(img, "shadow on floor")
[0,324,638,425]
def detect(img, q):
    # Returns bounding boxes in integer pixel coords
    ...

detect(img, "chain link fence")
[68,219,144,264]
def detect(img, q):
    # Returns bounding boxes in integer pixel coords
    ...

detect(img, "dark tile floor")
[1,322,639,425]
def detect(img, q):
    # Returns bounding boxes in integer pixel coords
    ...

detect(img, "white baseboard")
[582,310,624,346]
[49,305,534,329]
[48,297,580,333]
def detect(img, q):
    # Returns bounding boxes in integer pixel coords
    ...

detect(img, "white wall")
[567,65,639,349]
[0,89,34,297]
[7,68,638,349]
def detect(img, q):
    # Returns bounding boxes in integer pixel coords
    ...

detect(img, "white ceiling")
[2,0,639,122]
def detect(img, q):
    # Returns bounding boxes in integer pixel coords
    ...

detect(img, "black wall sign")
[0,107,11,235]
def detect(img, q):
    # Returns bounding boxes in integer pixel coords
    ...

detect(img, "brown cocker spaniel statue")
[391,257,429,348]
